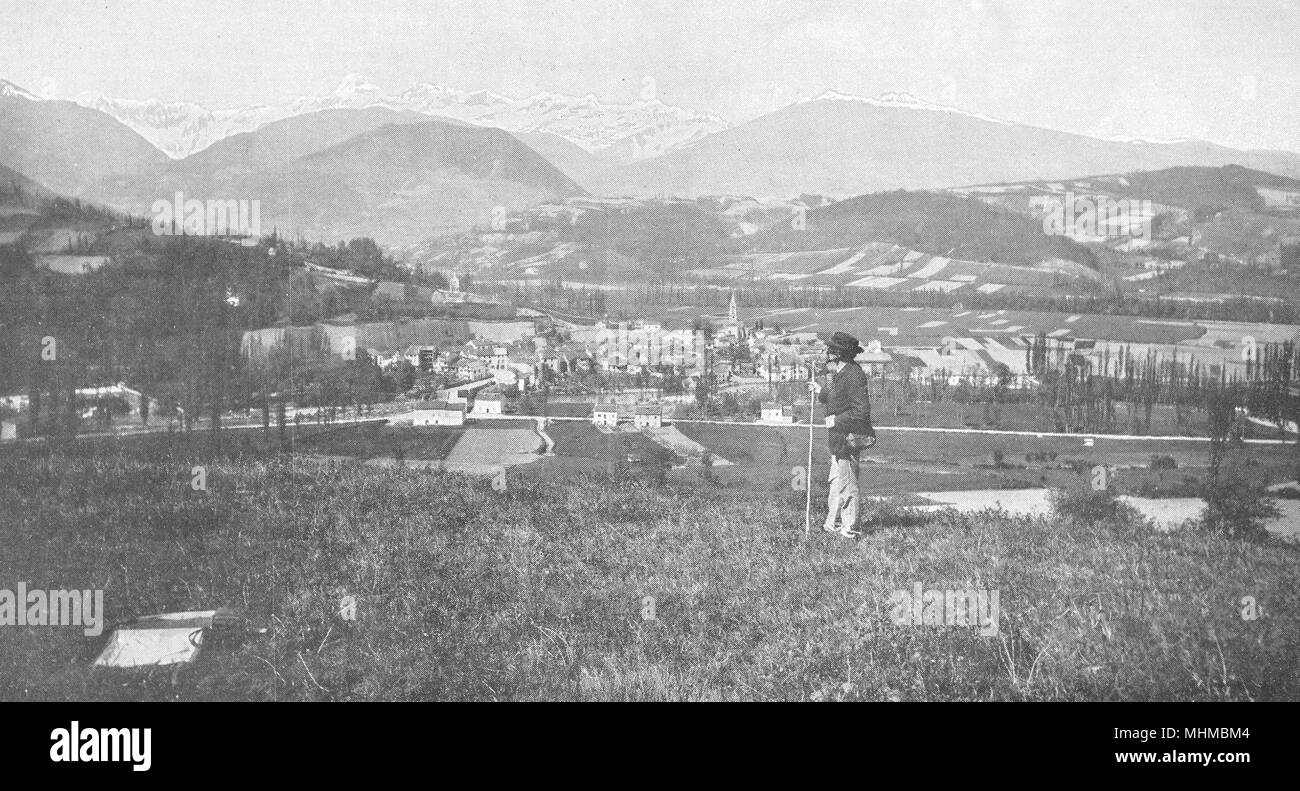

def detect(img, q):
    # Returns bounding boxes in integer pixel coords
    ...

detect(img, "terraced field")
[690,241,1093,298]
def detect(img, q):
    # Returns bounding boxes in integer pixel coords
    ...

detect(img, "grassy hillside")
[0,171,147,265]
[745,190,1098,268]
[515,131,604,193]
[1,440,1295,701]
[0,93,170,197]
[1117,164,1300,214]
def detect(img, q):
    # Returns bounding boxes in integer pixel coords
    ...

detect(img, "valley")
[2,18,1299,710]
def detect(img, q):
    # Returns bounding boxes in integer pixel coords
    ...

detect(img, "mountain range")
[87,107,586,245]
[592,90,1300,198]
[4,76,1300,247]
[72,74,730,163]
[0,80,169,196]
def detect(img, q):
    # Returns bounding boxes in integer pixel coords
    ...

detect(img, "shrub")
[1199,466,1280,540]
[862,500,930,530]
[1148,454,1177,471]
[1049,486,1141,525]
[699,451,719,485]
[1202,395,1278,540]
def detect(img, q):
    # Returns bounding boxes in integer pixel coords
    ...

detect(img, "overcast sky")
[3,0,1297,152]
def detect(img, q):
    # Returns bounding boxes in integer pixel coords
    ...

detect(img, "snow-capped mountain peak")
[331,73,384,98]
[63,77,732,161]
[0,79,41,100]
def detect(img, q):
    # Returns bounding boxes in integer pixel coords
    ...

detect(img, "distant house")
[368,348,404,370]
[592,403,620,427]
[456,357,489,381]
[759,403,794,424]
[432,352,457,374]
[858,349,894,370]
[409,401,466,427]
[775,362,811,382]
[472,389,504,415]
[633,404,663,429]
[506,361,536,389]
[492,366,519,387]
[402,344,439,369]
[1,420,16,442]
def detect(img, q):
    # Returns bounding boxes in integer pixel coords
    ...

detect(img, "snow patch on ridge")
[800,89,1013,126]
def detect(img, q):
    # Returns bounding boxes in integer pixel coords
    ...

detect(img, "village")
[9,274,1296,446]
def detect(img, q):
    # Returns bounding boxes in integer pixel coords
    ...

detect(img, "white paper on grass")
[93,611,217,668]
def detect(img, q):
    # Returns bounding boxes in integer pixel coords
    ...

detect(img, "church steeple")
[728,290,738,324]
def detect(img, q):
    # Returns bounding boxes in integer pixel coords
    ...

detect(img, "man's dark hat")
[826,331,865,357]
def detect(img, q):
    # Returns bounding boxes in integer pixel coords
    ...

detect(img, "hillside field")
[0,436,1297,701]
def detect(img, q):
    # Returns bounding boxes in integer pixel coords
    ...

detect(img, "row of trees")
[891,331,1300,438]
[2,233,428,443]
[509,276,1300,326]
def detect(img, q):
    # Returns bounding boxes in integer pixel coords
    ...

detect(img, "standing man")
[809,332,876,538]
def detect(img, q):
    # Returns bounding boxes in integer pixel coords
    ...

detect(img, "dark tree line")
[508,278,1300,325]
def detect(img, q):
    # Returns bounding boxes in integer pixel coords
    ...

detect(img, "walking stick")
[805,363,814,535]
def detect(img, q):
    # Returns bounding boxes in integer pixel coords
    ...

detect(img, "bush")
[698,451,719,485]
[1200,466,1280,540]
[862,500,930,530]
[1049,486,1141,526]
[1149,454,1177,471]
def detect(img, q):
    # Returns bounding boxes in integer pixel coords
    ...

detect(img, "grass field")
[675,421,1300,496]
[1,444,1296,701]
[518,420,674,478]
[53,422,436,460]
[294,423,466,460]
[26,417,1300,499]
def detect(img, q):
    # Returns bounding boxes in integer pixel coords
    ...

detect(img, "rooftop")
[411,401,467,413]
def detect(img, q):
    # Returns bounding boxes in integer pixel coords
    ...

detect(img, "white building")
[759,403,794,424]
[633,404,663,429]
[368,348,404,370]
[456,358,489,381]
[592,404,620,427]
[409,401,466,426]
[507,361,536,389]
[472,390,504,415]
